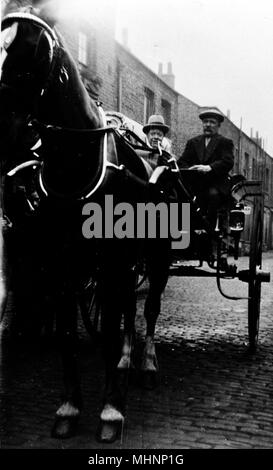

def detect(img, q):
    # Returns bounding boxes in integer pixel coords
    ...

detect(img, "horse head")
[1,11,102,126]
[0,10,115,200]
[0,13,55,151]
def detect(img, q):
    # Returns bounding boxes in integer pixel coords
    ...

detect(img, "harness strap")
[2,12,59,43]
[31,119,116,136]
[118,128,155,152]
[7,160,42,177]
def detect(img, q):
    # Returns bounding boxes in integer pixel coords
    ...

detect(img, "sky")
[1,0,273,154]
[115,0,273,155]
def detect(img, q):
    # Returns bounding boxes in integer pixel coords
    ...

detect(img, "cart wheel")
[248,198,263,351]
[78,277,101,340]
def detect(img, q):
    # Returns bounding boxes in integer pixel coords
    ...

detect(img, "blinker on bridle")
[1,12,60,98]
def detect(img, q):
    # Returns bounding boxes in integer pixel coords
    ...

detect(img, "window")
[143,88,155,123]
[161,99,171,127]
[78,32,88,66]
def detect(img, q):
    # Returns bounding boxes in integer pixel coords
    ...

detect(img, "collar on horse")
[35,106,129,201]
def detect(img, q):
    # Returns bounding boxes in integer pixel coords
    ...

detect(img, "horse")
[0,7,171,443]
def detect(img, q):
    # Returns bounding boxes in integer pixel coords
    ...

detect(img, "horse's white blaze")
[56,402,80,417]
[1,23,18,79]
[100,404,124,422]
[1,22,18,50]
[0,48,7,74]
[1,23,18,75]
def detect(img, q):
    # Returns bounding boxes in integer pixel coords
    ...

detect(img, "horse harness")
[1,12,179,210]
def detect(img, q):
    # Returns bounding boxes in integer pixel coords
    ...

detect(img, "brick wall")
[56,17,273,249]
[58,4,117,110]
[177,95,202,156]
[116,44,179,153]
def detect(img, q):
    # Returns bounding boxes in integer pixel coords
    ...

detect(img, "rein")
[118,128,157,153]
[31,120,117,136]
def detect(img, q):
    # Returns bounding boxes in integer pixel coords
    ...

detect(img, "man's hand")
[149,165,168,184]
[188,164,212,173]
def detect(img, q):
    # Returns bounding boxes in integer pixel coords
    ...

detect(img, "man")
[177,107,234,226]
[142,114,171,171]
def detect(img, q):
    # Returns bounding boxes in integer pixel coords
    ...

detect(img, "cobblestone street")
[0,253,273,450]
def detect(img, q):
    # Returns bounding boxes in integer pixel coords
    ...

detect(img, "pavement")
[0,252,273,451]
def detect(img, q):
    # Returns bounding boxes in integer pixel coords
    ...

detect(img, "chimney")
[158,61,175,89]
[254,131,262,147]
[227,109,230,120]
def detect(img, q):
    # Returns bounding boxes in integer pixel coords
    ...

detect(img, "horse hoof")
[51,415,79,439]
[96,420,123,443]
[141,370,159,390]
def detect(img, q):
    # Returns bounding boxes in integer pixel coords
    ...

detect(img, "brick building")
[56,9,273,250]
[115,44,179,149]
[3,1,271,250]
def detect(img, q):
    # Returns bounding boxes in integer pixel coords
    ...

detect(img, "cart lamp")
[229,207,245,233]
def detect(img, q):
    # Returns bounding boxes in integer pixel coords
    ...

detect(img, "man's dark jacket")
[177,134,234,196]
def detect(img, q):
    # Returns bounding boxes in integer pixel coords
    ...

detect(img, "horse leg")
[51,290,81,439]
[117,331,135,371]
[9,230,46,340]
[141,282,163,389]
[97,241,136,443]
[117,268,137,371]
[141,239,171,389]
[97,284,124,443]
